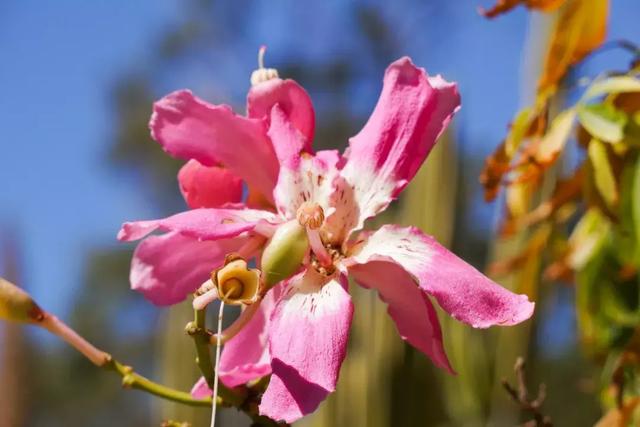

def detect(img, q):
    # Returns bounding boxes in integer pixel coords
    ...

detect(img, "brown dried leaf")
[479,0,566,18]
[538,0,609,95]
[480,108,546,202]
[504,166,584,234]
[489,224,552,277]
[480,141,511,202]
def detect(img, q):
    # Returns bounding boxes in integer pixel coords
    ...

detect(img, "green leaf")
[588,139,618,208]
[632,155,640,254]
[568,208,611,269]
[534,108,576,164]
[583,75,640,101]
[578,103,628,143]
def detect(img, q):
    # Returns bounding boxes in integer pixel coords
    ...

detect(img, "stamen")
[296,202,332,268]
[210,301,225,427]
[297,202,325,230]
[307,228,333,268]
[258,45,267,69]
[250,45,279,86]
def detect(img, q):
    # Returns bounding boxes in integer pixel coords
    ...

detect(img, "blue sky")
[0,0,638,322]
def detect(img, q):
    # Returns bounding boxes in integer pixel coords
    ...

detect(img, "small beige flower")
[211,254,261,305]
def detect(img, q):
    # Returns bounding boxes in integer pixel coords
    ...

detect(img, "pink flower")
[119,57,534,423]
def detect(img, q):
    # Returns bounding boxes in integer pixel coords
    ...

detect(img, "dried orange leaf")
[479,0,566,18]
[594,398,640,427]
[480,141,510,202]
[538,0,609,94]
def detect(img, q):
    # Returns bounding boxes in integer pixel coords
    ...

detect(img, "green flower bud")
[0,277,44,324]
[260,220,309,289]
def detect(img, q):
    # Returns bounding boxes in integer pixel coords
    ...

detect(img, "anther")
[297,202,325,230]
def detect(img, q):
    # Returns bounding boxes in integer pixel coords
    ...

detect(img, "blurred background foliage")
[0,0,639,426]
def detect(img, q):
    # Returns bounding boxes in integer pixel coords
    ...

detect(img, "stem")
[188,307,247,408]
[41,314,110,366]
[105,358,213,407]
[39,313,212,407]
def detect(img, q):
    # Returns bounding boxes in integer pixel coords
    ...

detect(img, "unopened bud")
[0,277,45,324]
[261,220,309,289]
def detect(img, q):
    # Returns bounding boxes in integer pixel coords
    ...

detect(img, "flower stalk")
[104,358,213,407]
[186,307,247,408]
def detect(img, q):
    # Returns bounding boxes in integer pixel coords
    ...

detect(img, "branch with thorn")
[502,357,552,427]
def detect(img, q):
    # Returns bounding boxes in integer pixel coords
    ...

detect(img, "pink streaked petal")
[248,78,315,145]
[347,260,453,373]
[269,105,340,218]
[347,225,534,329]
[328,57,460,240]
[218,284,285,387]
[178,160,243,209]
[259,270,354,423]
[150,90,279,199]
[118,208,278,242]
[190,376,212,399]
[130,232,245,306]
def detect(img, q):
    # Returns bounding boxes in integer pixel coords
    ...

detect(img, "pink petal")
[118,208,277,242]
[268,105,341,218]
[248,78,315,146]
[259,270,354,423]
[327,57,460,240]
[346,225,534,329]
[150,90,279,199]
[218,284,285,387]
[177,160,243,209]
[130,232,245,305]
[190,376,212,399]
[348,260,454,373]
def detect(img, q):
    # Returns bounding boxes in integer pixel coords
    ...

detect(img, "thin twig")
[502,357,553,427]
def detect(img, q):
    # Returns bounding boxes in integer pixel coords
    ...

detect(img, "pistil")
[297,202,333,268]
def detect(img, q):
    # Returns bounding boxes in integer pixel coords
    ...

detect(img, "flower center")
[220,278,243,299]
